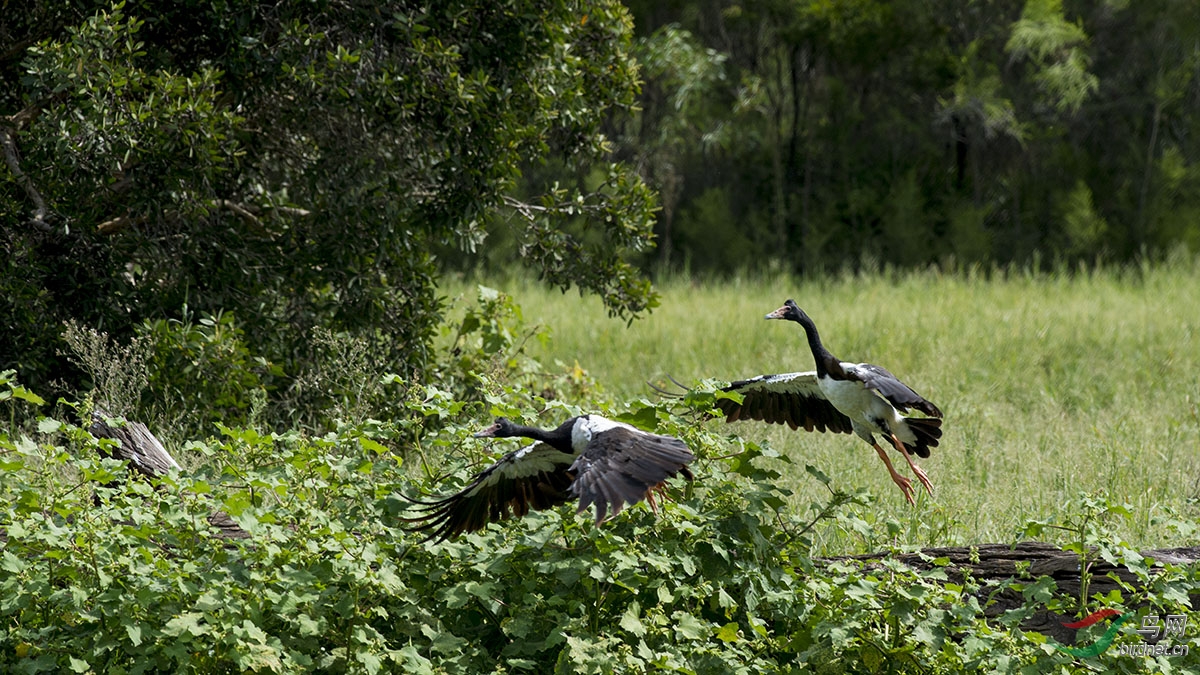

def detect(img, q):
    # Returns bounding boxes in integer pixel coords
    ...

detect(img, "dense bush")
[2,370,1197,674]
[1,0,658,427]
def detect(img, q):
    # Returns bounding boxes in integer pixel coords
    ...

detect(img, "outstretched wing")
[843,363,942,417]
[570,428,695,523]
[717,372,853,433]
[401,443,577,542]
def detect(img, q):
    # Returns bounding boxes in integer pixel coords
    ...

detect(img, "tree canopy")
[2,0,657,426]
[5,0,1200,428]
[616,0,1200,272]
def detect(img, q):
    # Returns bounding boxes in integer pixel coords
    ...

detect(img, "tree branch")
[0,125,53,233]
[96,199,312,236]
[217,199,261,227]
[0,38,37,66]
[502,194,604,222]
[97,214,145,235]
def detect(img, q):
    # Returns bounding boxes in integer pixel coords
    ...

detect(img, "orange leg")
[645,489,659,514]
[889,434,934,498]
[872,443,915,506]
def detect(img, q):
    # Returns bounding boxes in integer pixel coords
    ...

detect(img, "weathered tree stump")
[90,409,181,479]
[833,542,1200,643]
[88,411,249,539]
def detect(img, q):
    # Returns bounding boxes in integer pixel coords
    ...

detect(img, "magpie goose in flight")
[715,300,942,505]
[403,415,694,541]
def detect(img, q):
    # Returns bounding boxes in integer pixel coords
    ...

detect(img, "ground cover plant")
[3,263,1199,673]
[2,371,1198,674]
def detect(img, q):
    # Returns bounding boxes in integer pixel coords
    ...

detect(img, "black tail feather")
[903,417,942,458]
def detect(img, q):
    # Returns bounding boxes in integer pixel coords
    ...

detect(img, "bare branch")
[217,199,261,227]
[3,92,70,130]
[214,199,312,221]
[502,194,606,222]
[0,125,53,232]
[96,199,312,237]
[266,205,312,217]
[0,38,36,66]
[502,194,545,221]
[97,214,144,235]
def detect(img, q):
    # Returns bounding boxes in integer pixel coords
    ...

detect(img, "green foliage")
[1059,180,1110,258]
[1006,0,1099,113]
[138,311,280,429]
[675,187,757,273]
[2,0,659,429]
[880,170,934,265]
[60,320,151,418]
[609,0,1200,275]
[2,370,1197,673]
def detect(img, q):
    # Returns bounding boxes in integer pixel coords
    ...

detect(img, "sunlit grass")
[439,257,1200,553]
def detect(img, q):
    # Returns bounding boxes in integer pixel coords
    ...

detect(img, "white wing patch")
[570,415,636,453]
[471,445,576,493]
[731,371,822,396]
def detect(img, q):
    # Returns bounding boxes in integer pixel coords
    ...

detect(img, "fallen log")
[834,542,1200,643]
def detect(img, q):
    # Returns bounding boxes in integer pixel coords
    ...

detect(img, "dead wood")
[830,542,1200,643]
[88,411,249,539]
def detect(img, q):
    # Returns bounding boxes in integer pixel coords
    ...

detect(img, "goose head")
[765,299,809,323]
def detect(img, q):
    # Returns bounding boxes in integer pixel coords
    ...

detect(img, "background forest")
[3,0,1200,425]
[3,1,1200,673]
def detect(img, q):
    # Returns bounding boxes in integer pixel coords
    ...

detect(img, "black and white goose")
[716,299,943,505]
[402,415,695,542]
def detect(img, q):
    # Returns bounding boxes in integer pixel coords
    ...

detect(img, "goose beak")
[765,304,789,320]
[473,421,503,438]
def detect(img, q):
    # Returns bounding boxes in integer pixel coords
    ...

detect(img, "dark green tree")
[1,0,657,423]
[618,0,1200,272]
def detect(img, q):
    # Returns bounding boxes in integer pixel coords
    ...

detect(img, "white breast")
[818,376,903,437]
[570,415,636,453]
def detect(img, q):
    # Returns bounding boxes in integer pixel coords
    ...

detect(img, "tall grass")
[439,257,1200,552]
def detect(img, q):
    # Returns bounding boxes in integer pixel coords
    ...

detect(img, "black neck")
[794,314,842,379]
[506,422,573,452]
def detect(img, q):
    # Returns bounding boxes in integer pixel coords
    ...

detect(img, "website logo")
[1054,609,1191,659]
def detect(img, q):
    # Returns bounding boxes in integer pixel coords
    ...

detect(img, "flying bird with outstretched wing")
[705,300,943,505]
[402,415,695,542]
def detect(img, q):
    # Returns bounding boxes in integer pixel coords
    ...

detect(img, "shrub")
[2,372,1197,674]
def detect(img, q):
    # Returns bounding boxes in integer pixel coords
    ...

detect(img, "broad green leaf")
[1,551,24,573]
[805,464,831,485]
[10,386,45,405]
[620,603,646,637]
[162,612,208,639]
[358,437,388,455]
[673,612,708,641]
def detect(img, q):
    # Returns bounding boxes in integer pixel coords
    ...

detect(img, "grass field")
[439,258,1200,553]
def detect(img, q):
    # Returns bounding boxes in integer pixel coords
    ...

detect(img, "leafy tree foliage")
[1,1,657,426]
[618,0,1200,273]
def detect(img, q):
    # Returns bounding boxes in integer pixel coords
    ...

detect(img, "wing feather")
[569,428,694,523]
[843,363,942,417]
[716,372,853,434]
[401,443,577,542]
